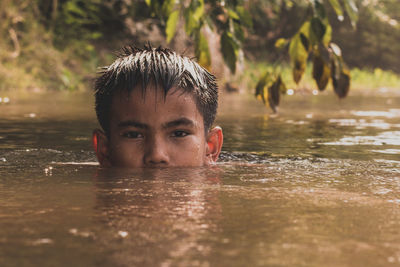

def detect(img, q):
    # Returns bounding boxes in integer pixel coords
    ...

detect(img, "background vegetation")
[0,0,399,108]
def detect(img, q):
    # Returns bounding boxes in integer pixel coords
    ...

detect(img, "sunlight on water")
[372,149,400,154]
[374,159,400,165]
[321,131,400,146]
[351,109,400,118]
[285,119,308,125]
[328,118,400,129]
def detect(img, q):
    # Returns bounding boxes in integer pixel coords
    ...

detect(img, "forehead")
[110,86,204,126]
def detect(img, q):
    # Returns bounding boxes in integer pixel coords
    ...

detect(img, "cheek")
[109,140,144,167]
[173,137,206,164]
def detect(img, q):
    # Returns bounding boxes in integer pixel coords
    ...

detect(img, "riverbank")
[2,52,399,95]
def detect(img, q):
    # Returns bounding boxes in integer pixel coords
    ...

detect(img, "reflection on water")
[351,109,400,118]
[372,149,400,155]
[92,168,223,266]
[0,92,400,266]
[327,118,400,129]
[321,131,400,146]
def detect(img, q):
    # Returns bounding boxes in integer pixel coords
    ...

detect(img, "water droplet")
[312,89,318,95]
[287,89,294,95]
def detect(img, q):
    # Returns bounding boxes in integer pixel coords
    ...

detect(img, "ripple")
[0,148,97,169]
[328,119,400,129]
[30,238,53,246]
[285,120,309,125]
[371,149,400,154]
[321,131,400,146]
[351,109,400,118]
[55,161,99,166]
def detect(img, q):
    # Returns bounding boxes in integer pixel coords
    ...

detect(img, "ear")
[92,129,111,167]
[206,126,223,164]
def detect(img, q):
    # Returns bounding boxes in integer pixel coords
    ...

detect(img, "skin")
[93,85,223,168]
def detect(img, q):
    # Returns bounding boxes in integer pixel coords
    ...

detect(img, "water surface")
[1,90,399,266]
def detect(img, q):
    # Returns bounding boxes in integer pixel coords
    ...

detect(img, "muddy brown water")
[0,90,399,266]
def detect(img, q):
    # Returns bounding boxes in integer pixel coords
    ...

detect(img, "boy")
[92,45,223,168]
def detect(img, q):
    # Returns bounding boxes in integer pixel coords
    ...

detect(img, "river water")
[0,90,399,266]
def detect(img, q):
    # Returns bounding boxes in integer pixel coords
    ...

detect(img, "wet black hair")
[94,44,218,135]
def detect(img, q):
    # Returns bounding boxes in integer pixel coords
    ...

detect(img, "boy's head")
[93,45,223,168]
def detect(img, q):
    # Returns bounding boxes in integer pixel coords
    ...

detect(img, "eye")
[122,131,144,139]
[172,130,189,138]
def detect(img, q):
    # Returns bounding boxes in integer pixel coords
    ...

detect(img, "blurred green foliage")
[0,0,398,105]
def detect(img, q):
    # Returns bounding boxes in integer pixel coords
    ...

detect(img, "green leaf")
[328,0,344,21]
[255,71,271,105]
[330,51,350,98]
[278,75,287,95]
[166,10,179,43]
[192,0,204,22]
[195,32,211,70]
[255,75,286,113]
[267,76,286,112]
[332,67,350,98]
[221,31,239,74]
[184,0,204,35]
[312,0,326,19]
[300,33,310,51]
[255,71,285,113]
[299,21,315,49]
[318,43,331,62]
[184,8,196,35]
[228,9,240,20]
[330,54,341,82]
[310,17,326,42]
[162,0,175,18]
[233,22,245,43]
[322,23,332,46]
[312,53,331,91]
[65,1,86,17]
[343,0,358,28]
[275,38,287,50]
[236,6,253,28]
[289,33,308,84]
[90,32,102,39]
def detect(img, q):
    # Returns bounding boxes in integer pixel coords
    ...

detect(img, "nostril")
[145,158,168,167]
[143,143,169,166]
[147,160,168,166]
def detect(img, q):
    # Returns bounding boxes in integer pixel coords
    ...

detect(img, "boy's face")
[93,85,222,168]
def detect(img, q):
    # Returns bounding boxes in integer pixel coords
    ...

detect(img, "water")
[1,91,400,266]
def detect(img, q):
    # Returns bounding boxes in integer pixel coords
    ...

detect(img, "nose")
[143,136,169,167]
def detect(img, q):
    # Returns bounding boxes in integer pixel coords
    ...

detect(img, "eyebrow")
[117,120,148,129]
[117,118,195,130]
[163,118,195,129]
